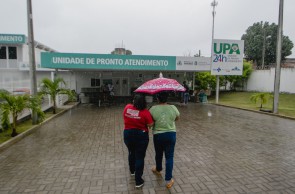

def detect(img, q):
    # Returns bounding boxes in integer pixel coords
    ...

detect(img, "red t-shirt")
[123,104,153,132]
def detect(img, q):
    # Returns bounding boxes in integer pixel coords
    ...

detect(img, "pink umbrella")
[134,73,186,94]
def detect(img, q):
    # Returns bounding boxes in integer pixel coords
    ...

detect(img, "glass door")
[112,77,129,96]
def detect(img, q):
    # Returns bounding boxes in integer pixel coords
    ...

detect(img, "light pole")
[27,0,38,124]
[211,0,219,103]
[273,0,284,114]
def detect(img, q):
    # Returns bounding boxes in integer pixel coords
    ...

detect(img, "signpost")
[211,39,244,103]
[211,39,244,76]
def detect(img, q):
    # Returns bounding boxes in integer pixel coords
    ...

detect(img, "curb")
[212,103,295,121]
[0,102,80,153]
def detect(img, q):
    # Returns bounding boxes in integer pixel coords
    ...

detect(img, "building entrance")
[113,77,129,96]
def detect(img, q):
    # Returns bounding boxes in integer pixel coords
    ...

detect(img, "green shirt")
[149,104,180,134]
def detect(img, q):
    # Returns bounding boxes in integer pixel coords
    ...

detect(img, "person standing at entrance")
[183,81,190,105]
[149,91,180,189]
[123,94,154,188]
[108,83,114,96]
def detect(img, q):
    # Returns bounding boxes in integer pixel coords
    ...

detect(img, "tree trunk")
[53,96,56,114]
[11,115,18,137]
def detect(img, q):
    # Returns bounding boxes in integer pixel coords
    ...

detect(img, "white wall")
[0,70,75,92]
[246,68,295,93]
[22,45,44,68]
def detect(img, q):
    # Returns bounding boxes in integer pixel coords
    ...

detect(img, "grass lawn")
[209,92,295,118]
[0,109,62,144]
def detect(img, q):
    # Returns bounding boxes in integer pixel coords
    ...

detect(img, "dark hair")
[133,94,147,110]
[156,91,168,103]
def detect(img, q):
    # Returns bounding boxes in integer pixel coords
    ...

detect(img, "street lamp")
[211,0,219,103]
[211,0,218,41]
[273,0,284,114]
[27,0,38,124]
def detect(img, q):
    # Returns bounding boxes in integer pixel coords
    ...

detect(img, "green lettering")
[214,43,222,54]
[229,44,240,54]
[223,43,231,54]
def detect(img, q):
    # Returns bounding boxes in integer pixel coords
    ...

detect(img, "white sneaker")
[135,183,144,188]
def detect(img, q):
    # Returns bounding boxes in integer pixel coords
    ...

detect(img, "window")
[103,79,112,85]
[95,79,100,86]
[91,78,95,87]
[0,46,6,59]
[8,47,17,59]
[91,78,100,87]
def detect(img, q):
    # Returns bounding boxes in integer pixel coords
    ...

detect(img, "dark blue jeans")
[124,129,149,185]
[153,132,176,181]
[184,92,190,104]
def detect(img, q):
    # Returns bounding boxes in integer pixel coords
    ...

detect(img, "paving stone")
[0,104,295,193]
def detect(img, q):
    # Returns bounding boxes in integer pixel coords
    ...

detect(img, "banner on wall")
[41,52,211,72]
[211,39,244,75]
[176,57,211,71]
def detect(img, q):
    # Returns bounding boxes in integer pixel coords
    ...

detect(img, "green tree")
[241,21,293,67]
[195,61,253,91]
[39,77,73,114]
[28,95,45,123]
[0,89,10,132]
[224,61,253,90]
[195,72,216,90]
[250,92,273,109]
[194,73,229,92]
[0,92,44,136]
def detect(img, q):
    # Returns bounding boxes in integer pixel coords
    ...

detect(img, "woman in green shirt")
[149,91,180,189]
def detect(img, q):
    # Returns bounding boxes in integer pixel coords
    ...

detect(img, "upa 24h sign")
[211,39,244,75]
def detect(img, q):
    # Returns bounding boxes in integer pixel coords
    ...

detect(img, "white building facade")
[1,33,214,105]
[0,34,74,94]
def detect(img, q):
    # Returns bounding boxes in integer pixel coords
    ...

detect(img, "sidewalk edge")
[213,103,295,121]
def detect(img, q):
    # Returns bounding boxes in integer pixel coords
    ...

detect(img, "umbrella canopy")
[134,73,186,95]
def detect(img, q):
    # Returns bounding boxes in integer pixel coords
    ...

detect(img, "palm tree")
[0,92,30,137]
[250,92,273,109]
[0,89,10,132]
[39,77,73,114]
[0,92,45,136]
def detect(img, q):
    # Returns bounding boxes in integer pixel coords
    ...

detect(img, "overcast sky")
[1,0,295,57]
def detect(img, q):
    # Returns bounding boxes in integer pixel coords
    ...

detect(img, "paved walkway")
[0,103,295,194]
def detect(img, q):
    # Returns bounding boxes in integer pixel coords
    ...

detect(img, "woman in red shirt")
[123,94,154,188]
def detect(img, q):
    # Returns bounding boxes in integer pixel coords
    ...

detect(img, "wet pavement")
[0,103,295,194]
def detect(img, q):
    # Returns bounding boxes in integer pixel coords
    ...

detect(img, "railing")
[0,60,7,68]
[0,59,20,69]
